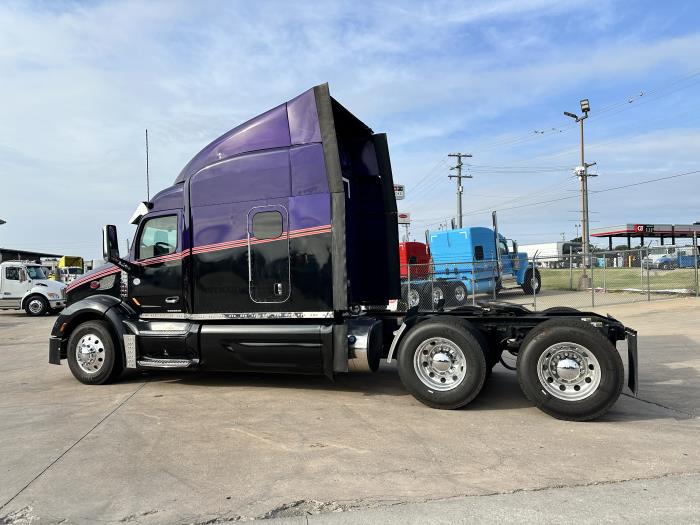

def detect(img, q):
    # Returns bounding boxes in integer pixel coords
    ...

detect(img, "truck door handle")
[165,296,180,304]
[274,283,283,295]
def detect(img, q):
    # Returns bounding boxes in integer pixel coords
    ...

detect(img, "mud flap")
[48,337,62,365]
[626,328,638,395]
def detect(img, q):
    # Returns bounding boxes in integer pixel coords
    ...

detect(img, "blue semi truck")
[428,226,541,296]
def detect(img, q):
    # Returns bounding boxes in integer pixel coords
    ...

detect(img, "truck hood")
[32,279,66,294]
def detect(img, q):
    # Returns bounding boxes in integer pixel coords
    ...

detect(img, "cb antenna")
[145,129,150,201]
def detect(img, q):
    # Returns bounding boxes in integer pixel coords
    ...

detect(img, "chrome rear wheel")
[413,337,467,391]
[536,342,601,401]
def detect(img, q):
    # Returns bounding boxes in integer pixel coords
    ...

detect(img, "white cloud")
[0,0,698,255]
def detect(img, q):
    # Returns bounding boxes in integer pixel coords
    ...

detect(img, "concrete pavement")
[1,298,699,524]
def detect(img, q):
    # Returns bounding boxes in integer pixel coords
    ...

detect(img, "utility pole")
[448,153,472,228]
[564,99,596,290]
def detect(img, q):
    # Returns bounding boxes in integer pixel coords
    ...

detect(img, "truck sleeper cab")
[428,228,540,296]
[49,84,637,421]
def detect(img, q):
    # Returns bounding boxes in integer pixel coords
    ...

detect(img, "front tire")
[517,318,624,421]
[67,321,123,385]
[397,318,487,409]
[521,268,541,295]
[25,295,49,316]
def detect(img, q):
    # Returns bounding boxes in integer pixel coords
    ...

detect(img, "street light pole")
[565,99,594,290]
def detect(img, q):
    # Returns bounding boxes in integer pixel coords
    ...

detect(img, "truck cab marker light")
[132,297,141,306]
[59,323,67,333]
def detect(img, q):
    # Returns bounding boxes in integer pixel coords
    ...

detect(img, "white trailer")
[519,242,582,268]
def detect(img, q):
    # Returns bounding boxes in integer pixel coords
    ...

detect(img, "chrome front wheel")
[74,333,106,374]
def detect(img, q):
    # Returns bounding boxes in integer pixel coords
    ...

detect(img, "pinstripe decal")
[65,225,331,292]
[65,266,120,292]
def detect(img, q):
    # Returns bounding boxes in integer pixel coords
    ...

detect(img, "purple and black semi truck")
[49,84,637,420]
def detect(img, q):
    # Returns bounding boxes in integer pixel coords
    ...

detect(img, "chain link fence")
[396,246,699,312]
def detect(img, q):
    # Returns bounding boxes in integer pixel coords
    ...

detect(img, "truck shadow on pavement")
[114,332,698,422]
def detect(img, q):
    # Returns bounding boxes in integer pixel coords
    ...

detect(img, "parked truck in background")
[0,261,66,315]
[398,241,469,309]
[653,246,700,270]
[48,83,636,421]
[428,226,541,296]
[58,256,85,283]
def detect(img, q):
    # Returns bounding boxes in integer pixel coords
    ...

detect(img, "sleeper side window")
[137,215,178,260]
[474,246,484,261]
[252,211,283,240]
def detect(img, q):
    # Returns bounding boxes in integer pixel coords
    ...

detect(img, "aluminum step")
[137,358,198,369]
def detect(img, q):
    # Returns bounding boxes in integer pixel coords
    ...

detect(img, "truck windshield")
[26,266,47,280]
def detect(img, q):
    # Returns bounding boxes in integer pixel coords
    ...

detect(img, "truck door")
[499,238,515,278]
[131,212,184,313]
[247,205,290,303]
[1,266,27,307]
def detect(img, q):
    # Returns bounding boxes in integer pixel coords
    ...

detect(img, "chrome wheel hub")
[28,299,43,314]
[414,337,466,391]
[536,342,600,401]
[75,333,106,374]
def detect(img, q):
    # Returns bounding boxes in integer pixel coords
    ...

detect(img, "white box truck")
[0,261,67,315]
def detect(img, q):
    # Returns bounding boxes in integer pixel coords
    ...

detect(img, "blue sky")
[1,0,699,258]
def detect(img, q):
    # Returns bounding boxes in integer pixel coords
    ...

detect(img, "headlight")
[47,293,59,299]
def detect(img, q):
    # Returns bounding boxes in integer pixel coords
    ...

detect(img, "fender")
[515,254,530,285]
[386,306,420,363]
[21,285,53,309]
[49,294,137,365]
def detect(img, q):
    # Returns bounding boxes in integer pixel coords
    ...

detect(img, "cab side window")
[137,215,178,260]
[252,210,283,240]
[5,267,19,280]
[499,240,508,256]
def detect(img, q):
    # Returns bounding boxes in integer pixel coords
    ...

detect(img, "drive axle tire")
[541,307,580,315]
[25,295,49,316]
[517,318,624,421]
[447,282,468,307]
[397,318,487,409]
[67,320,123,385]
[400,284,422,310]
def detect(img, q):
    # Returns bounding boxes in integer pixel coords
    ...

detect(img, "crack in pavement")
[182,470,700,524]
[0,381,149,513]
[621,392,697,419]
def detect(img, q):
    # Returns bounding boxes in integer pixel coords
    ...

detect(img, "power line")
[463,68,700,153]
[413,168,700,227]
[403,156,449,202]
